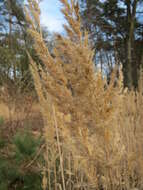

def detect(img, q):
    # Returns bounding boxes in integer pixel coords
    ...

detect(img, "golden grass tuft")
[25,1,143,189]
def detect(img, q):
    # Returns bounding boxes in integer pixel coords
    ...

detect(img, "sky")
[40,0,65,33]
[39,0,143,33]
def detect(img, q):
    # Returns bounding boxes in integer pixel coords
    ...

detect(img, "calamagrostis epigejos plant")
[25,1,143,189]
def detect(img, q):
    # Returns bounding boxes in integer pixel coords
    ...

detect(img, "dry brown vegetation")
[22,0,143,189]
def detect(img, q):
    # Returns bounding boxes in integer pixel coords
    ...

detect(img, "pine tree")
[80,0,143,88]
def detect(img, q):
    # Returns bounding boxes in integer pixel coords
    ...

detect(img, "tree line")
[0,0,51,92]
[80,0,143,88]
[0,0,143,90]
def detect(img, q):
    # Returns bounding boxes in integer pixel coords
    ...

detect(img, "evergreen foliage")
[0,129,43,190]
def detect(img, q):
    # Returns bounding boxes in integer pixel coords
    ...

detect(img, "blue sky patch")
[40,0,65,33]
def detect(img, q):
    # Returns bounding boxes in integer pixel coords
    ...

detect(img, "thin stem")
[52,105,66,190]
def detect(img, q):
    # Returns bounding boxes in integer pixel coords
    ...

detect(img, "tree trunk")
[126,36,133,88]
[125,0,137,89]
[8,0,16,81]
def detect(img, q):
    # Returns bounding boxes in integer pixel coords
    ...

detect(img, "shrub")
[0,130,43,190]
[13,131,42,162]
